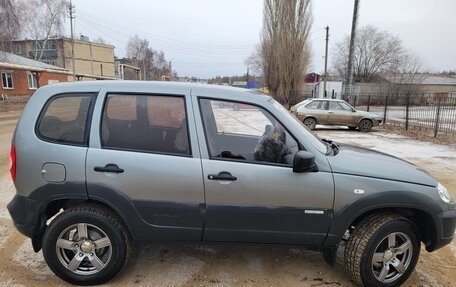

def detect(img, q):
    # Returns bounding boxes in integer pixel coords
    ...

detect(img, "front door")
[328,101,356,125]
[86,92,205,241]
[196,98,334,246]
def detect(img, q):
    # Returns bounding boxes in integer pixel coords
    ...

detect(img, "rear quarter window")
[37,94,95,145]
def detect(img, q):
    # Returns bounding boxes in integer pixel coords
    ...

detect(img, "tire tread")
[344,213,404,286]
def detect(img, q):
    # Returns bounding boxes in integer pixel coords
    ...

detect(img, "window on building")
[28,73,38,89]
[14,44,21,54]
[101,94,190,155]
[1,72,13,89]
[42,59,58,66]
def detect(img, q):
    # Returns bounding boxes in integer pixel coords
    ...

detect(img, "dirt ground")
[0,106,455,287]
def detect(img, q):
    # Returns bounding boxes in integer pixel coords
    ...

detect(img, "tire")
[344,214,420,287]
[358,119,373,132]
[42,205,132,285]
[303,117,317,130]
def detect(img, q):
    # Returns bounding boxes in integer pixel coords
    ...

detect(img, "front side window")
[329,101,352,111]
[305,100,326,110]
[101,94,190,156]
[1,72,13,89]
[199,99,299,165]
[28,73,37,89]
[37,95,93,145]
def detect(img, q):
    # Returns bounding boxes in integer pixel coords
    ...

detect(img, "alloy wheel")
[55,223,112,275]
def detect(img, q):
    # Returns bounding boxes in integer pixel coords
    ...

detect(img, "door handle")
[208,172,237,181]
[94,164,124,173]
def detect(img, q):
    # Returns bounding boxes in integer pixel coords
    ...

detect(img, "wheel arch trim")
[323,191,444,248]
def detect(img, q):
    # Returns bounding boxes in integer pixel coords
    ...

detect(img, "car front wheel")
[358,119,373,132]
[42,205,131,285]
[344,214,420,287]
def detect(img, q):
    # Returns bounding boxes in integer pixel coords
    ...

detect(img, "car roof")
[37,80,271,102]
[310,98,345,102]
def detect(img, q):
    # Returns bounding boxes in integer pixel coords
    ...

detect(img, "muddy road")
[0,109,454,287]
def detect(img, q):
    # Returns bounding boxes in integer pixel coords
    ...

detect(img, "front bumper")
[7,194,44,239]
[427,208,456,251]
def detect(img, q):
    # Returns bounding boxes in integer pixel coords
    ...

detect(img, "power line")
[77,9,256,50]
[77,17,253,59]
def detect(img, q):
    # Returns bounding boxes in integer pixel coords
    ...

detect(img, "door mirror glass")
[293,151,318,173]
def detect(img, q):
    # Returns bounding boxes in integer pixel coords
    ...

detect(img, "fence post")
[405,94,410,131]
[434,96,442,138]
[383,94,388,126]
[353,95,357,108]
[367,95,371,112]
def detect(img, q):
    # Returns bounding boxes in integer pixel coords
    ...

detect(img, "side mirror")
[293,151,318,173]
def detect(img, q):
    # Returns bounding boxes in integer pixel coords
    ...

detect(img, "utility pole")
[68,0,76,81]
[345,0,360,96]
[323,26,329,98]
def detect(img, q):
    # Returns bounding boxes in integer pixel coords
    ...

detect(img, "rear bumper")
[427,208,456,251]
[7,194,44,239]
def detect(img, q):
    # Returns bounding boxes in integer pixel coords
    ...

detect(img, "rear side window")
[305,100,327,110]
[101,94,190,156]
[37,94,94,145]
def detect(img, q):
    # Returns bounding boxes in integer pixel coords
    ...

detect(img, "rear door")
[86,90,205,241]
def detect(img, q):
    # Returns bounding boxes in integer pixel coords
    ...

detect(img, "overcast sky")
[68,0,456,79]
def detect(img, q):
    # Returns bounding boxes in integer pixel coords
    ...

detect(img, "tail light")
[9,144,16,182]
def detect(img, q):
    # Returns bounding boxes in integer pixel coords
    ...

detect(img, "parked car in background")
[290,98,383,132]
[8,82,455,286]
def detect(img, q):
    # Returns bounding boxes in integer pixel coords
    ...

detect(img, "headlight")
[438,182,453,203]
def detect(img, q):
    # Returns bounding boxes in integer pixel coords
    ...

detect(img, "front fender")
[323,190,444,247]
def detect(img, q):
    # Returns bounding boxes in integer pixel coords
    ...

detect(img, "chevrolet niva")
[7,81,455,286]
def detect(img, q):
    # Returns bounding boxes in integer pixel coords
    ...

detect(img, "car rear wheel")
[42,205,131,285]
[344,214,420,287]
[303,117,317,130]
[358,119,373,132]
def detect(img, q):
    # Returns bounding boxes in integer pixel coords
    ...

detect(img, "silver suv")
[7,81,456,286]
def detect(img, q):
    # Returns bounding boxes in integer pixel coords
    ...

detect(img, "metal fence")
[345,93,456,138]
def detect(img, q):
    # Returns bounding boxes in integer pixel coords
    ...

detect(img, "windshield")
[272,99,327,154]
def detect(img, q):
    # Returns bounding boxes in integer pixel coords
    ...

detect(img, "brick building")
[0,51,67,97]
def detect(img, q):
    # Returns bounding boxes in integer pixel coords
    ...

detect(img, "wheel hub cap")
[80,240,93,253]
[383,250,394,261]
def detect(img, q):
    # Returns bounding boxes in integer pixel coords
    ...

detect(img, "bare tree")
[388,53,426,94]
[20,0,67,60]
[126,35,174,81]
[333,25,418,83]
[251,0,312,107]
[0,0,22,52]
